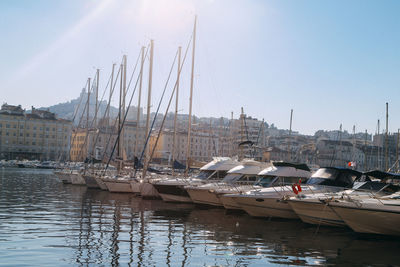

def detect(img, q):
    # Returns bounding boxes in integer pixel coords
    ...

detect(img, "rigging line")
[137,48,180,170]
[146,45,193,175]
[98,49,146,164]
[104,47,150,171]
[90,51,142,161]
[88,67,120,161]
[137,35,193,175]
[70,79,89,122]
[99,66,123,162]
[67,80,90,160]
[125,45,148,103]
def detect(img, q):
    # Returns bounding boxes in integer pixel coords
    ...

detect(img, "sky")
[0,0,399,135]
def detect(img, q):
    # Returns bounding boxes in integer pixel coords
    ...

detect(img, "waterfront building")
[69,120,146,162]
[0,104,72,160]
[148,129,219,164]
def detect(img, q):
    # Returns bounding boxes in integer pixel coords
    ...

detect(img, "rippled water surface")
[1,168,400,266]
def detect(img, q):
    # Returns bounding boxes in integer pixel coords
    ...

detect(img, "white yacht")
[152,157,239,203]
[329,191,400,236]
[225,163,312,219]
[186,159,270,207]
[288,170,399,227]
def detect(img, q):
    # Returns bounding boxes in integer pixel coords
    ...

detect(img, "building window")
[6,124,10,128]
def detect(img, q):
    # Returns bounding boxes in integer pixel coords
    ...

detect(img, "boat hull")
[186,188,223,206]
[94,177,108,190]
[288,200,346,227]
[330,204,400,236]
[220,195,242,210]
[70,173,86,185]
[140,182,161,199]
[104,180,133,193]
[153,184,192,203]
[83,174,100,189]
[235,196,298,219]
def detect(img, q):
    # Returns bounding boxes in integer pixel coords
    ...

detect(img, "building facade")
[0,104,72,160]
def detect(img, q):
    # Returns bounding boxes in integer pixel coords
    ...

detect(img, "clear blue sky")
[0,0,399,135]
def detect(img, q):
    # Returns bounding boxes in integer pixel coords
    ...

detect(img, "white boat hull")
[159,193,192,203]
[288,200,345,227]
[220,195,242,210]
[104,180,133,193]
[140,182,160,199]
[186,188,223,206]
[235,196,298,219]
[331,203,400,236]
[94,177,108,190]
[70,173,86,185]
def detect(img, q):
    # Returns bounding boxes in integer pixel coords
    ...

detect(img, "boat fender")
[292,184,299,195]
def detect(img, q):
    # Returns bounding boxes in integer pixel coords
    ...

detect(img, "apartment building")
[0,104,72,160]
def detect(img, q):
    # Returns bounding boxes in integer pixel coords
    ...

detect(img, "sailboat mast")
[377,119,380,169]
[145,40,154,165]
[118,63,123,160]
[86,78,91,161]
[121,55,127,161]
[396,128,399,172]
[172,46,181,176]
[287,109,293,162]
[385,102,389,171]
[108,64,115,127]
[135,47,145,158]
[185,16,197,176]
[94,69,99,128]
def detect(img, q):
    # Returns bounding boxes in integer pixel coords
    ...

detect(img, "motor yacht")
[186,159,270,207]
[152,157,239,203]
[226,163,312,219]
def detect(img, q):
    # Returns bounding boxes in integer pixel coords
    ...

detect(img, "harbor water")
[1,168,400,266]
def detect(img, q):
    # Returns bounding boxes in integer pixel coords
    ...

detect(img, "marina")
[1,1,400,266]
[1,167,400,266]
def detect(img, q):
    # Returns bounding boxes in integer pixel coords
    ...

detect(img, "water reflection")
[0,168,400,266]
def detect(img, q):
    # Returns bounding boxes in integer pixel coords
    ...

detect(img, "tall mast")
[240,107,244,160]
[118,63,123,161]
[172,46,181,176]
[185,16,197,176]
[86,78,91,161]
[287,109,293,162]
[364,129,368,171]
[108,64,115,127]
[145,40,154,165]
[87,78,91,132]
[377,119,380,169]
[121,55,127,160]
[385,102,389,171]
[135,47,145,158]
[94,69,99,128]
[396,128,399,172]
[352,125,356,165]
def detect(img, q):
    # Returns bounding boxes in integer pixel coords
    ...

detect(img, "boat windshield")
[222,173,243,182]
[256,175,276,187]
[207,170,228,180]
[306,168,338,184]
[307,168,357,187]
[195,170,214,180]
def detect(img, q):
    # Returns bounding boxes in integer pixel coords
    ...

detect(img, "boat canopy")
[199,157,239,171]
[364,170,400,181]
[258,162,311,178]
[306,167,362,187]
[227,160,270,175]
[272,162,311,171]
